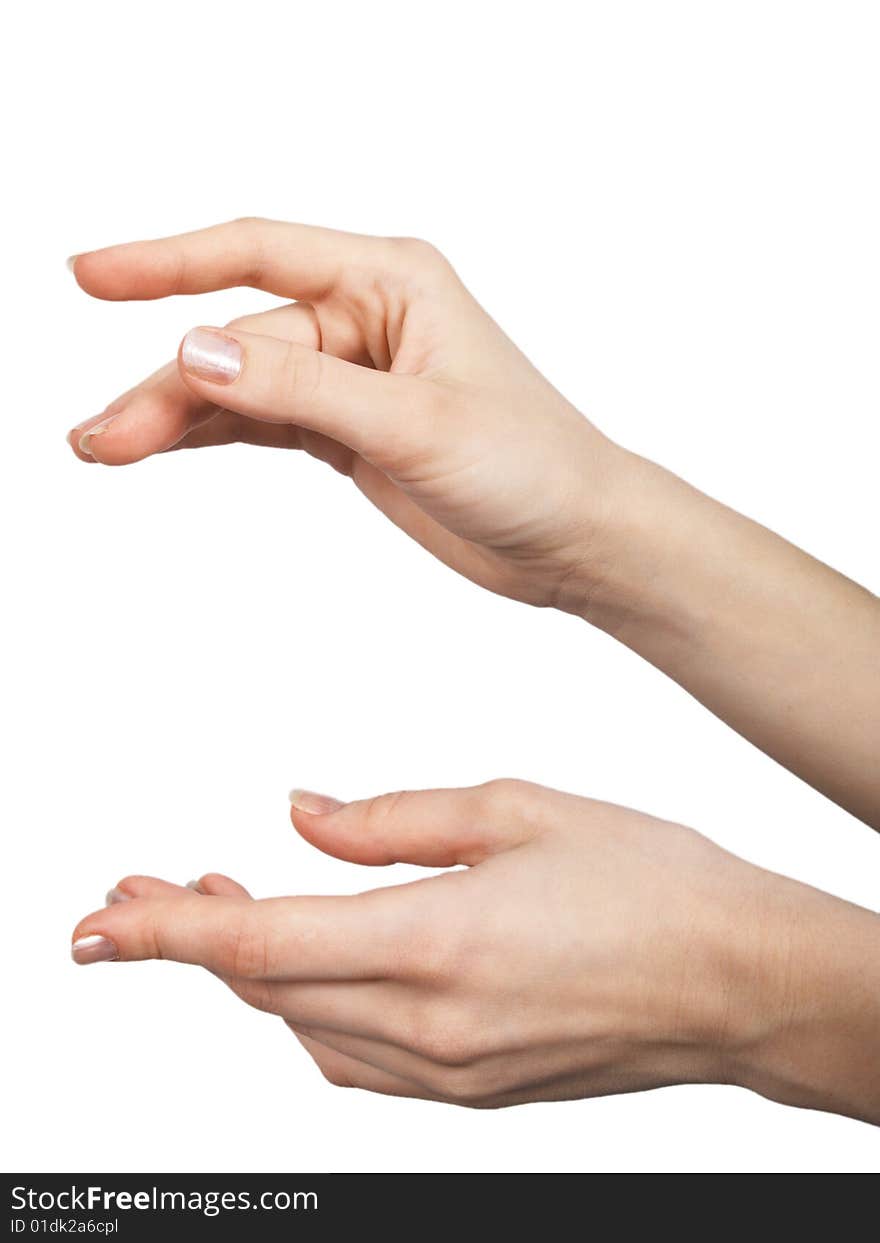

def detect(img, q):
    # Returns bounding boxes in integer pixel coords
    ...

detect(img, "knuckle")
[155,246,188,297]
[225,312,256,332]
[408,1003,479,1067]
[115,874,146,892]
[457,1094,505,1111]
[279,339,323,402]
[360,789,412,839]
[233,980,279,1016]
[422,379,458,421]
[197,872,226,892]
[223,911,270,979]
[321,1069,354,1090]
[227,217,271,285]
[478,777,533,818]
[433,1066,491,1106]
[387,236,453,284]
[145,916,168,962]
[316,1059,355,1090]
[231,214,268,231]
[395,234,442,259]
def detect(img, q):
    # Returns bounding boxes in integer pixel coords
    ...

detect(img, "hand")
[66,220,880,825]
[67,219,626,610]
[71,780,880,1118]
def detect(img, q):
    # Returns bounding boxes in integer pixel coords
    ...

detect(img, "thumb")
[176,324,438,469]
[288,779,540,868]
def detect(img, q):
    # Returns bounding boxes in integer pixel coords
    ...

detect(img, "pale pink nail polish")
[78,414,116,455]
[180,328,242,384]
[105,887,131,906]
[71,935,119,965]
[288,788,345,814]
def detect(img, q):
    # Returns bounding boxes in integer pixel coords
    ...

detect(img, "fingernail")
[180,327,242,384]
[71,935,119,965]
[288,788,345,814]
[78,414,116,455]
[186,879,203,893]
[66,255,79,273]
[105,887,131,906]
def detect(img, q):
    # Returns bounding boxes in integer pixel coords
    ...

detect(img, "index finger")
[70,217,387,303]
[71,891,408,980]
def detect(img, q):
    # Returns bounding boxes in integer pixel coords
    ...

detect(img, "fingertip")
[67,245,140,301]
[287,797,381,866]
[71,904,123,952]
[288,791,347,853]
[74,393,193,466]
[66,251,94,294]
[196,872,253,899]
[66,249,106,296]
[178,326,243,388]
[288,789,345,815]
[77,420,117,463]
[71,934,119,965]
[69,404,126,459]
[67,426,99,462]
[289,803,332,856]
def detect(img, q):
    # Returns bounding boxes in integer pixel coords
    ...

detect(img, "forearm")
[578,448,880,827]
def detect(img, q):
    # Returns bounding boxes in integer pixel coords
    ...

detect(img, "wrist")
[721,875,880,1125]
[551,443,695,628]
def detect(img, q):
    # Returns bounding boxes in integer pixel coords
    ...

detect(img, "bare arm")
[578,452,880,827]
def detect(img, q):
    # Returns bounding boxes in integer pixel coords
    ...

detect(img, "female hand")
[68,218,624,610]
[66,220,880,826]
[72,780,880,1120]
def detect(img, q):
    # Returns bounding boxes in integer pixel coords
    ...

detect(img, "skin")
[67,219,880,1120]
[74,782,880,1121]
[68,219,880,826]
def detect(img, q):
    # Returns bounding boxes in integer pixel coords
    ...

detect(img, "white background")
[2,1,878,1173]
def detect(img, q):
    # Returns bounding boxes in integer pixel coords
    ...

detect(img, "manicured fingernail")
[180,327,242,384]
[66,255,79,273]
[71,935,119,965]
[78,414,116,455]
[288,788,345,814]
[186,879,203,893]
[105,887,131,906]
